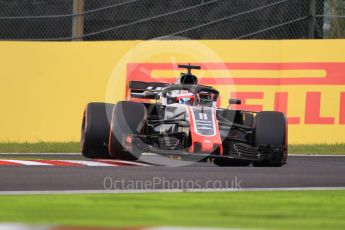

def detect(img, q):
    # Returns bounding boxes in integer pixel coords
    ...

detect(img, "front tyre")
[253,111,287,167]
[81,102,114,158]
[109,101,147,161]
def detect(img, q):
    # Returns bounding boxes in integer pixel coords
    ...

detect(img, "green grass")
[0,191,344,229]
[0,142,344,155]
[0,142,80,153]
[288,144,345,155]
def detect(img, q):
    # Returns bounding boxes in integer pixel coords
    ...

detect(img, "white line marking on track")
[142,152,157,156]
[62,160,119,167]
[0,187,344,195]
[1,160,52,166]
[0,159,150,167]
[100,159,151,166]
[0,223,52,230]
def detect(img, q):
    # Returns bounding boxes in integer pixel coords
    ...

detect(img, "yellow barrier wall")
[0,40,344,143]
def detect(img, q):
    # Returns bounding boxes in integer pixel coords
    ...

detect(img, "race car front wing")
[124,134,285,164]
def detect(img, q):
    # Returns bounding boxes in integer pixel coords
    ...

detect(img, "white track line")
[2,160,51,166]
[0,187,344,195]
[142,152,157,156]
[0,159,150,167]
[62,160,117,167]
[103,159,151,166]
[0,223,52,230]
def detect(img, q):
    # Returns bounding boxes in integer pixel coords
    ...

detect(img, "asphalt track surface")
[0,154,345,192]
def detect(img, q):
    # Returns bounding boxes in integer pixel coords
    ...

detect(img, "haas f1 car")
[81,64,287,166]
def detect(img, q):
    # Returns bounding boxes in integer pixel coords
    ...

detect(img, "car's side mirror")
[229,99,241,105]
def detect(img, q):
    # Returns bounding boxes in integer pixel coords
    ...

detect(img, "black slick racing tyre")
[81,102,114,158]
[109,101,147,161]
[252,111,287,167]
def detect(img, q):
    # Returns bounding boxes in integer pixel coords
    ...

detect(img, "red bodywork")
[186,106,223,155]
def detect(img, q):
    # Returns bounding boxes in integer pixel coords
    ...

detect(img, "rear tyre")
[81,102,114,158]
[109,101,147,161]
[252,111,287,167]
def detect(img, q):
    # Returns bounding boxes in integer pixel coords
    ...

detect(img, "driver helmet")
[176,93,194,105]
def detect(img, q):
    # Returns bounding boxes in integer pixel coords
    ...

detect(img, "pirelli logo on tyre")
[126,62,345,131]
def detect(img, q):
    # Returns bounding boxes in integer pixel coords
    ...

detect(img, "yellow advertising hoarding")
[0,40,344,143]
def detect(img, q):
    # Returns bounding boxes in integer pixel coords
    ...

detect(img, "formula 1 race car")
[81,64,287,166]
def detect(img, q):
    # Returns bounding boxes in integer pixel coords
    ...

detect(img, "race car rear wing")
[129,81,170,99]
